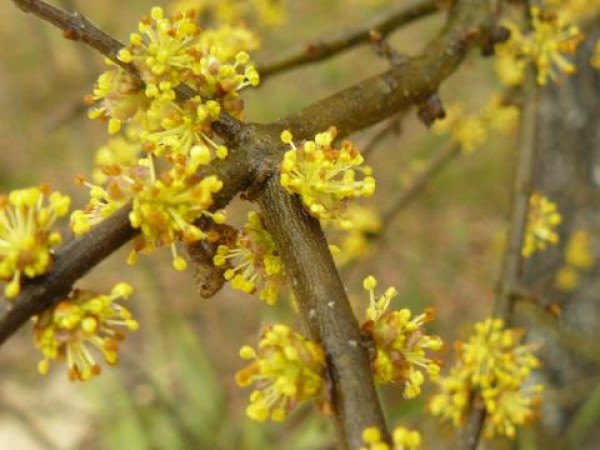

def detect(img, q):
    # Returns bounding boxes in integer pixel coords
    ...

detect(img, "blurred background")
[1,0,598,449]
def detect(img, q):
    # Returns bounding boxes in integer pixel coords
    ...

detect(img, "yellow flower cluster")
[555,230,594,291]
[213,211,286,304]
[170,0,286,27]
[91,131,141,184]
[361,276,442,399]
[236,324,327,421]
[76,7,259,269]
[86,6,259,167]
[433,95,520,153]
[360,425,421,450]
[72,156,224,270]
[495,6,583,86]
[522,192,562,258]
[280,128,376,227]
[330,205,382,266]
[33,283,138,381]
[430,318,543,439]
[0,186,70,298]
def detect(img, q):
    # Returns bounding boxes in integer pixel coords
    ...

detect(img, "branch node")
[417,93,446,127]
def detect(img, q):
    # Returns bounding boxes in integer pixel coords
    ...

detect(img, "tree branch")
[258,0,439,80]
[454,78,539,450]
[272,0,496,139]
[256,177,388,449]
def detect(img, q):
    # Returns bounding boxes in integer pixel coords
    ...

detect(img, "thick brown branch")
[258,0,439,80]
[0,206,136,345]
[256,177,388,449]
[272,0,496,139]
[0,149,258,346]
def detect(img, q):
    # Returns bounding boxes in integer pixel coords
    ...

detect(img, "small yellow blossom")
[555,230,594,291]
[495,6,584,86]
[430,318,543,439]
[0,186,70,298]
[72,156,223,269]
[433,96,520,153]
[92,133,141,184]
[117,7,260,108]
[564,230,594,269]
[522,192,562,258]
[330,205,381,266]
[33,283,138,381]
[555,265,580,291]
[214,211,285,304]
[198,25,260,59]
[85,68,146,134]
[361,276,442,398]
[360,425,421,450]
[280,127,376,226]
[236,324,327,422]
[142,96,225,165]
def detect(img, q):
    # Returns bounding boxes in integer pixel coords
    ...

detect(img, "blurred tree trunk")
[518,29,600,450]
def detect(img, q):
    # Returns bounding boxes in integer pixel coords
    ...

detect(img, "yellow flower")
[33,283,138,381]
[330,205,381,266]
[72,156,224,270]
[85,68,146,134]
[429,366,471,426]
[214,211,285,304]
[0,186,70,298]
[280,127,376,226]
[433,97,520,153]
[554,230,594,291]
[236,324,326,422]
[522,192,562,258]
[430,318,543,439]
[483,383,543,439]
[495,6,583,86]
[564,230,594,269]
[117,7,260,111]
[142,96,226,165]
[128,159,224,269]
[360,425,421,450]
[92,132,141,184]
[555,265,580,291]
[361,276,442,398]
[460,319,540,389]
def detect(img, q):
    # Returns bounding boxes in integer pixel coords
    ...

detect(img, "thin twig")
[494,83,539,322]
[258,0,439,79]
[454,399,486,450]
[454,77,539,450]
